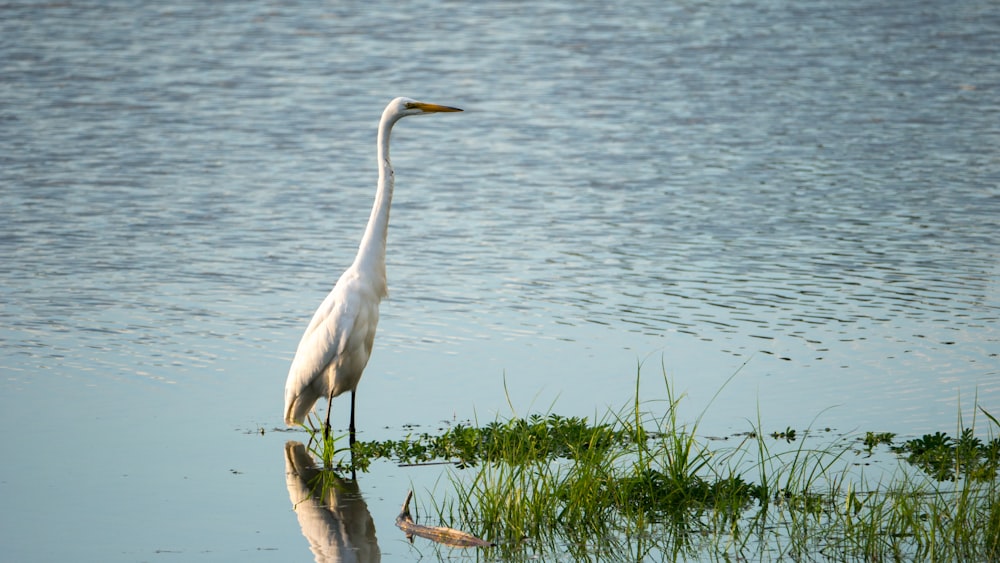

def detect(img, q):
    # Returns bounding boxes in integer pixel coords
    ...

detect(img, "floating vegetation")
[309,369,1000,561]
[350,413,638,471]
[862,431,896,451]
[890,428,1000,482]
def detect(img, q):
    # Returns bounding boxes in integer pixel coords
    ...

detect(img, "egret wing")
[284,276,361,424]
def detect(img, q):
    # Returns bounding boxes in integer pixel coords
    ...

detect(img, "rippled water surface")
[2,0,998,560]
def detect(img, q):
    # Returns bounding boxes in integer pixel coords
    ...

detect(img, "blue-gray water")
[2,0,998,560]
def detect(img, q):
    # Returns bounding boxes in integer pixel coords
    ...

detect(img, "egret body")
[284,97,462,443]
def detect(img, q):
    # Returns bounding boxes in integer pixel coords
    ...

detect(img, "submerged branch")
[395,490,494,548]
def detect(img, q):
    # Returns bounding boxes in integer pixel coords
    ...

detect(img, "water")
[1,0,998,560]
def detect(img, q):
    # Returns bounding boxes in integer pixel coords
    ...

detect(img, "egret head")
[384,97,463,121]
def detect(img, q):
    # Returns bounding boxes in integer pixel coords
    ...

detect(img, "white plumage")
[284,97,462,442]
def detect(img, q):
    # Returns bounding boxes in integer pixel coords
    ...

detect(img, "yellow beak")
[406,101,463,113]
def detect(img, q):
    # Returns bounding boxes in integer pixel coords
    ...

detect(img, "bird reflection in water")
[284,441,380,563]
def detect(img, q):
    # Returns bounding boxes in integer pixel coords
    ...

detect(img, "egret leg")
[323,390,335,440]
[349,390,357,446]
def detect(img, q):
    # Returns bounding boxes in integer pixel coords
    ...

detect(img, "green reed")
[311,365,999,560]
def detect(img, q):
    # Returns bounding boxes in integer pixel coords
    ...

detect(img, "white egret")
[284,97,462,443]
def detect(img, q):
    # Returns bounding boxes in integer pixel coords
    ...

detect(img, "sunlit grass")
[309,365,1000,560]
[301,413,353,471]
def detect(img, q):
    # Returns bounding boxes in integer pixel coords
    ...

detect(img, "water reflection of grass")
[316,370,1000,561]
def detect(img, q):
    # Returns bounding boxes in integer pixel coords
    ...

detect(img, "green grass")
[311,367,1000,561]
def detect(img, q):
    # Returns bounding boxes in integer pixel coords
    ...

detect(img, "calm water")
[2,0,998,560]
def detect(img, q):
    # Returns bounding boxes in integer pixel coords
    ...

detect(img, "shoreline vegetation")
[304,369,999,561]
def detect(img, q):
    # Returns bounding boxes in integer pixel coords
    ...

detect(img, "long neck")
[352,111,399,298]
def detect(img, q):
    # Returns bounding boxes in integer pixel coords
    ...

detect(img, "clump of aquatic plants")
[890,427,1000,482]
[862,430,896,451]
[349,412,638,471]
[426,396,998,561]
[305,369,1000,561]
[857,407,1000,482]
[301,414,355,472]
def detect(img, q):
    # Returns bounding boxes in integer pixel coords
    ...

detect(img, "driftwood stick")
[395,490,495,548]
